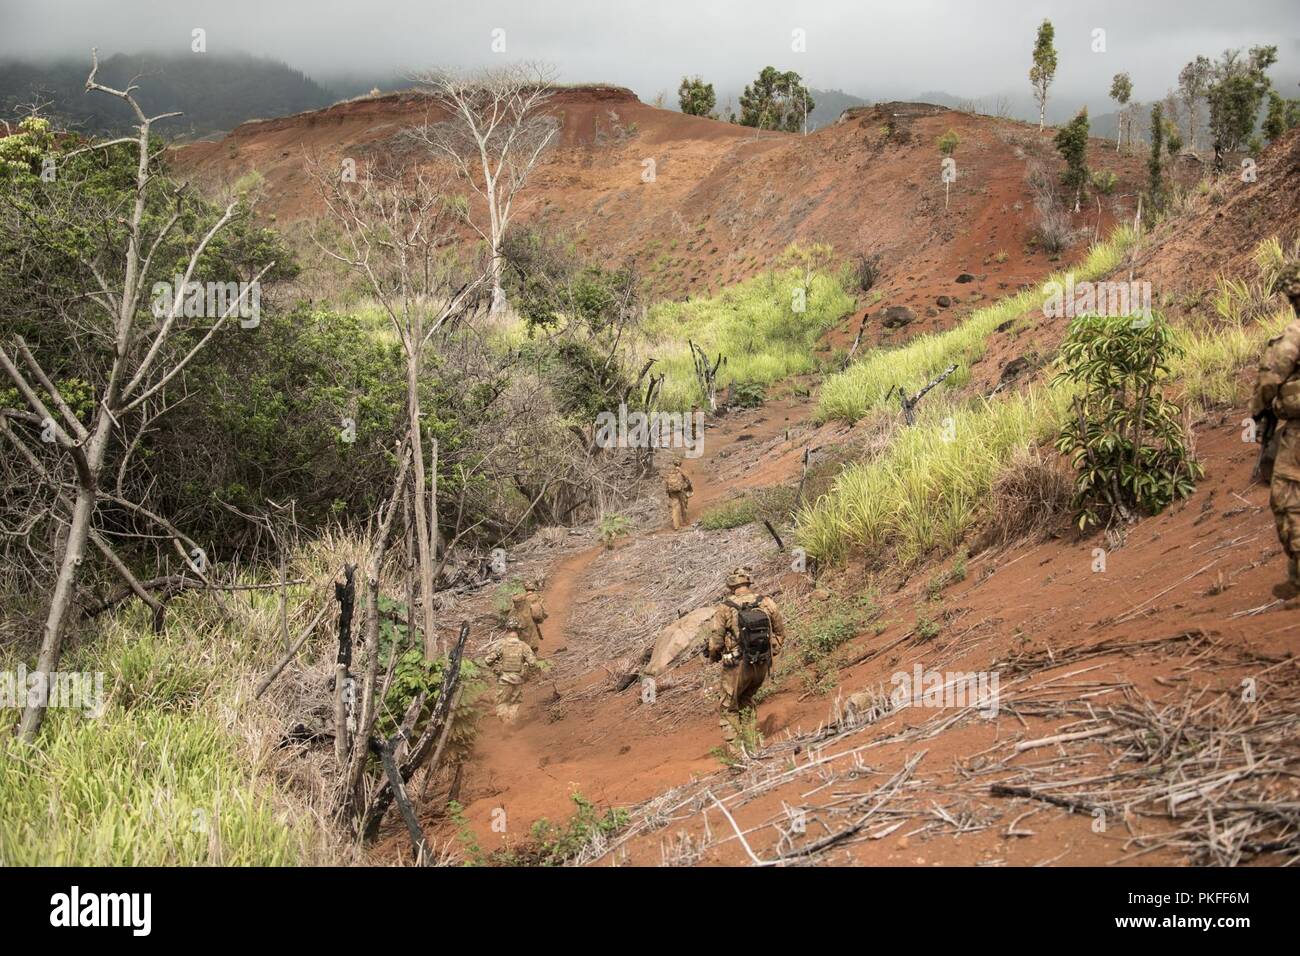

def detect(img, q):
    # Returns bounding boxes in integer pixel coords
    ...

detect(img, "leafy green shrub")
[525,793,629,865]
[599,513,632,547]
[916,611,941,641]
[375,596,484,746]
[1091,170,1118,195]
[768,593,880,697]
[1053,314,1202,530]
[729,381,767,408]
[937,129,960,156]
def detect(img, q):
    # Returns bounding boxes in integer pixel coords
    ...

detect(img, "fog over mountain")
[2,0,1296,126]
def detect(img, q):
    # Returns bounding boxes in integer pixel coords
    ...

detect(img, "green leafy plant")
[1053,314,1203,530]
[729,380,767,408]
[524,793,629,865]
[1054,108,1090,210]
[937,129,960,156]
[678,75,716,117]
[1090,170,1118,195]
[598,513,632,548]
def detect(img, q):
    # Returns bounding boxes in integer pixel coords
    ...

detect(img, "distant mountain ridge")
[0,51,337,139]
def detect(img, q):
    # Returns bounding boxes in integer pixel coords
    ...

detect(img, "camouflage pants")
[495,677,523,723]
[519,621,541,652]
[1270,475,1300,586]
[718,659,770,745]
[669,493,689,530]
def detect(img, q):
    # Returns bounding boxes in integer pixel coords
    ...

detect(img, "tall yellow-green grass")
[1,548,353,866]
[797,388,1068,565]
[799,231,1295,567]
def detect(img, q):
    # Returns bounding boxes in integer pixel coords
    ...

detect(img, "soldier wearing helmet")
[510,576,549,652]
[663,459,694,530]
[1249,260,1300,597]
[705,567,786,757]
[485,619,537,724]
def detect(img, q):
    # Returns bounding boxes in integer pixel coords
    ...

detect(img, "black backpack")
[726,599,772,666]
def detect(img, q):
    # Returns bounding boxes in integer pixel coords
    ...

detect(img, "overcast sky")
[3,0,1297,105]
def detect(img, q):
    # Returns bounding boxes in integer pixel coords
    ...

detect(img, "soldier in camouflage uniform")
[664,459,694,530]
[510,577,548,652]
[485,620,537,724]
[705,568,786,756]
[1249,261,1300,596]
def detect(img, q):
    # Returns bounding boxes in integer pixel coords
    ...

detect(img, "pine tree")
[1054,108,1089,211]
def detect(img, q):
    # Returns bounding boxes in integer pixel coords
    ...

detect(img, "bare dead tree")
[1,51,271,743]
[689,340,726,412]
[311,157,487,659]
[409,62,560,314]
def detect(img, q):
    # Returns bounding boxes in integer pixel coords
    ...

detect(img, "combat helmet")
[726,567,753,589]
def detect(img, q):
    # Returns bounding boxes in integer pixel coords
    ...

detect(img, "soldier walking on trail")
[664,459,694,530]
[705,567,785,757]
[510,576,548,651]
[485,620,537,724]
[1249,261,1300,598]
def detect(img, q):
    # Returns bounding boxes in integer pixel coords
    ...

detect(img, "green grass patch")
[698,486,797,531]
[640,246,855,410]
[1173,308,1291,412]
[760,592,882,699]
[0,708,319,866]
[1,585,338,866]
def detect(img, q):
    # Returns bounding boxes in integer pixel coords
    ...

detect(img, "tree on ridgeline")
[739,66,815,133]
[1030,19,1058,131]
[1206,45,1277,169]
[1109,72,1132,151]
[678,76,716,117]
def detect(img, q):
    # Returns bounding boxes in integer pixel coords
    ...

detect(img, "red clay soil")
[288,96,1300,867]
[172,90,1146,307]
[374,384,1297,866]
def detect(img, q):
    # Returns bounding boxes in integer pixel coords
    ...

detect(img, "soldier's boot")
[1273,550,1300,599]
[1280,555,1300,604]
[717,708,743,764]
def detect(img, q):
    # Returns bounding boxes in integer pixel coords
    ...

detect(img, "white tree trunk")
[17,483,97,742]
[405,353,439,659]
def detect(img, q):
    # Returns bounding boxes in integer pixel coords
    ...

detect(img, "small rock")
[936,295,952,308]
[956,272,975,283]
[881,305,916,329]
[1001,356,1031,381]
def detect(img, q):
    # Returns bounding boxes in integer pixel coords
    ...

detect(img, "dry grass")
[971,445,1073,550]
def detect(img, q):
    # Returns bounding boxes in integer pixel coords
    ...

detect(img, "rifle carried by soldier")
[1253,408,1279,483]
